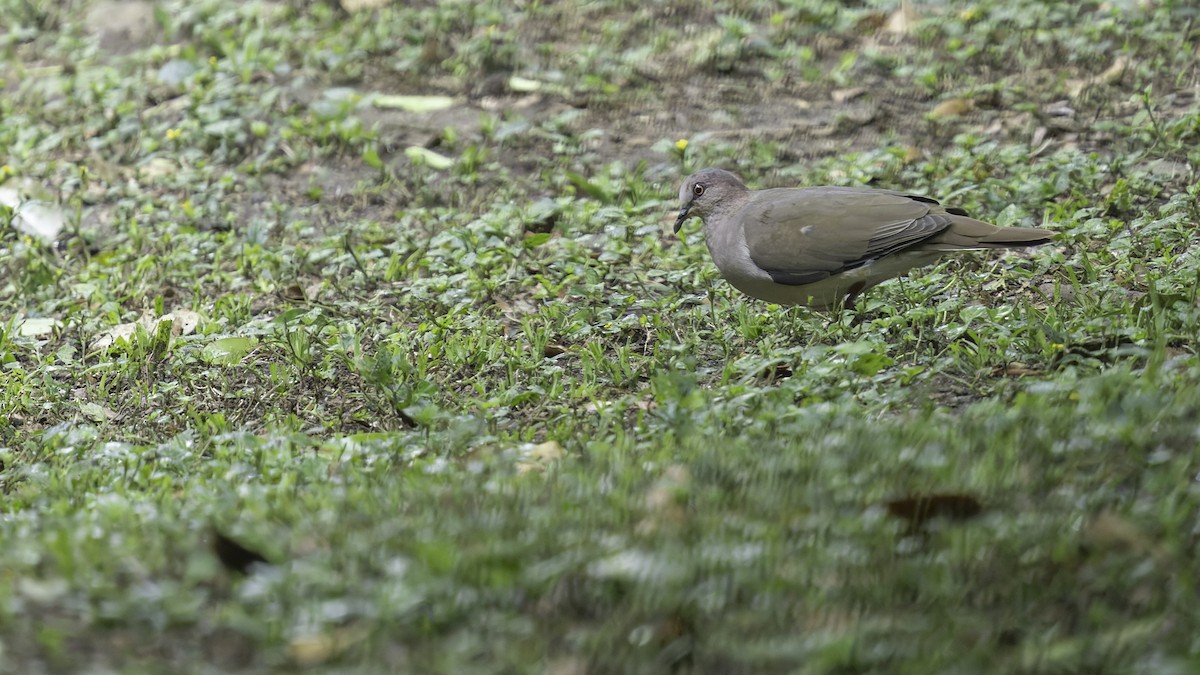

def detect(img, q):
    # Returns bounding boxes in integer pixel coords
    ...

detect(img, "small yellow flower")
[166,128,182,141]
[674,138,689,152]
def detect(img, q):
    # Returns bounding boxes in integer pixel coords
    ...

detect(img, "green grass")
[2,0,1200,672]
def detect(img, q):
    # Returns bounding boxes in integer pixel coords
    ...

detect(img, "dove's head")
[674,168,748,233]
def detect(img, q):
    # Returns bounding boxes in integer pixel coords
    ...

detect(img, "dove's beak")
[673,204,692,234]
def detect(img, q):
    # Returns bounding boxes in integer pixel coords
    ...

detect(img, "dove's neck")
[702,193,750,241]
[702,193,754,282]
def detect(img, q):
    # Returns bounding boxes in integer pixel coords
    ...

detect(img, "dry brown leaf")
[992,363,1044,378]
[280,284,306,302]
[582,400,615,413]
[516,440,565,474]
[530,441,564,461]
[543,344,568,357]
[831,87,867,103]
[288,625,370,666]
[138,157,178,181]
[542,656,589,675]
[1083,511,1163,558]
[170,310,200,336]
[637,465,691,535]
[855,11,889,32]
[1029,125,1047,147]
[341,0,387,10]
[18,317,61,337]
[585,398,656,414]
[1098,55,1131,84]
[883,0,918,34]
[1067,55,1132,98]
[79,401,117,422]
[634,398,657,412]
[90,310,201,350]
[928,98,975,120]
[495,295,537,322]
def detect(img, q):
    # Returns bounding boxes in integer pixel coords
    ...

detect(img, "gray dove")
[673,168,1053,310]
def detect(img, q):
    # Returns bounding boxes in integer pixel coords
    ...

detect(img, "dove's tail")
[923,214,1055,251]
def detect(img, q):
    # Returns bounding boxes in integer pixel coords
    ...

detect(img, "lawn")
[2,0,1199,672]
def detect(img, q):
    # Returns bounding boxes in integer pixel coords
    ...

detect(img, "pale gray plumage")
[673,168,1054,310]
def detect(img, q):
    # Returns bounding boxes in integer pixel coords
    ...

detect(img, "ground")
[2,0,1200,672]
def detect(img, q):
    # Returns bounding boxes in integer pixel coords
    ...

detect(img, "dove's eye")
[692,184,706,197]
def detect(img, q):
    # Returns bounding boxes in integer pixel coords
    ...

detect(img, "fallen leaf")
[1098,54,1131,84]
[884,493,983,526]
[542,656,589,675]
[516,440,565,474]
[17,317,60,337]
[582,400,616,413]
[288,625,370,666]
[991,363,1044,378]
[508,76,543,92]
[1082,511,1162,558]
[17,577,69,603]
[1043,102,1076,117]
[92,322,137,350]
[928,98,975,120]
[883,0,918,34]
[91,311,201,350]
[404,146,454,170]
[169,310,200,336]
[637,465,691,535]
[1067,55,1131,98]
[340,0,387,11]
[854,11,889,32]
[0,188,66,243]
[138,157,178,181]
[831,87,866,103]
[79,402,117,422]
[280,283,307,302]
[528,440,564,462]
[543,344,568,357]
[374,94,456,112]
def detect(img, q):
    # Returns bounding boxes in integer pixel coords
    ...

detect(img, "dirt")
[68,1,1197,234]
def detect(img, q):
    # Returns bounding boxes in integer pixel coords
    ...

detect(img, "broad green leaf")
[202,337,257,365]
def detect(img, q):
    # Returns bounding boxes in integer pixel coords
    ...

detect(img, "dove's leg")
[844,281,869,328]
[843,282,867,312]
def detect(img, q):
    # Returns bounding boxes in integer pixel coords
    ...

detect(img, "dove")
[674,168,1053,310]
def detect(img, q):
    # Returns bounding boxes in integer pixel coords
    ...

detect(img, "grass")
[2,0,1200,672]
